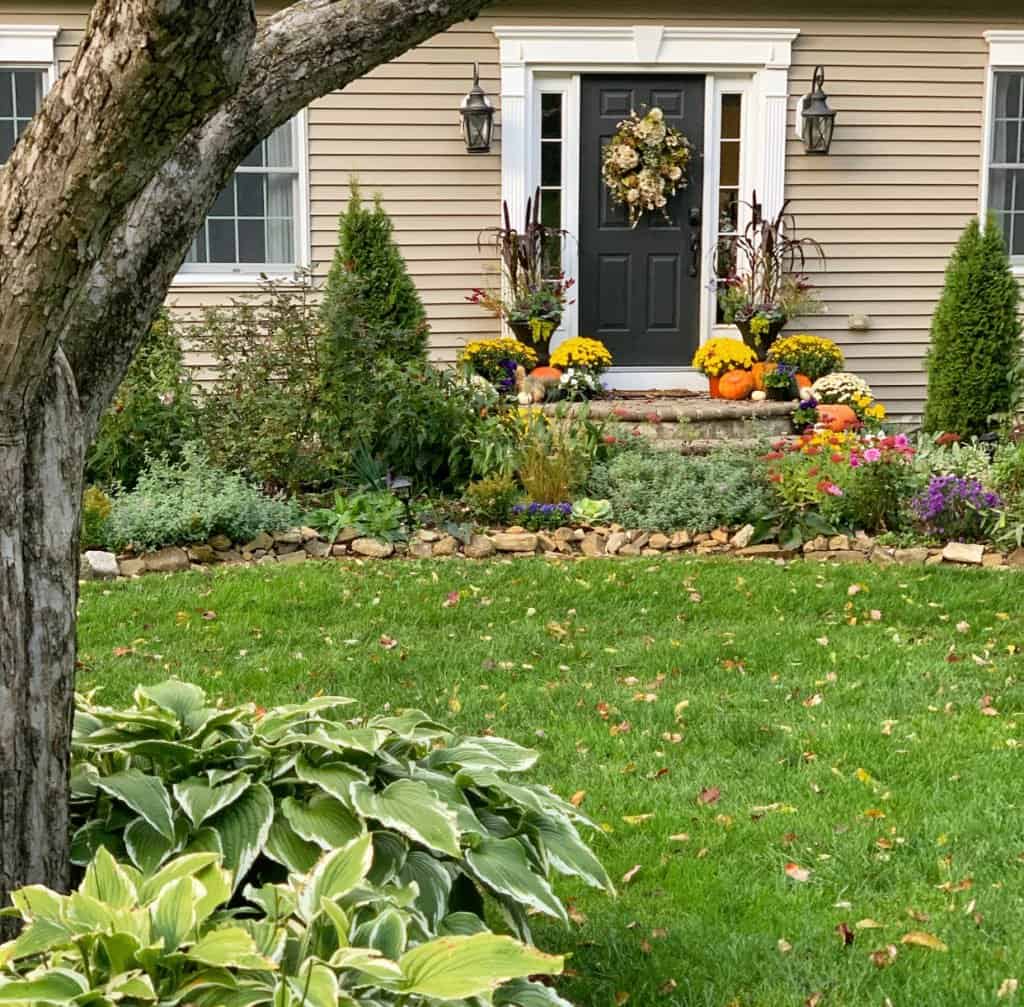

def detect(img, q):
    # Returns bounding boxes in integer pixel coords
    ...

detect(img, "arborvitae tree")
[923,216,1021,436]
[321,178,429,366]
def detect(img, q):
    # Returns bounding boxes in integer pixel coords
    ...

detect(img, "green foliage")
[571,498,613,525]
[517,407,608,504]
[464,475,520,525]
[923,216,1021,437]
[196,275,339,493]
[308,490,406,543]
[85,313,197,490]
[69,680,612,949]
[992,439,1024,502]
[588,444,772,532]
[321,178,428,374]
[0,843,565,1007]
[106,447,298,551]
[912,435,994,488]
[80,487,113,550]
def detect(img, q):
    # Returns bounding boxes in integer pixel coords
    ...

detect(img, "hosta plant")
[70,681,612,945]
[0,842,568,1006]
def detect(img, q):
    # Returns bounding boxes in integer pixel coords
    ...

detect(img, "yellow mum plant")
[550,337,613,373]
[459,337,538,386]
[767,334,844,381]
[691,338,757,377]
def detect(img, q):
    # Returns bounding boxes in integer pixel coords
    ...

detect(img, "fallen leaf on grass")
[836,922,855,946]
[379,635,398,650]
[805,994,822,1007]
[697,786,721,805]
[778,938,792,953]
[615,993,630,1005]
[900,931,948,952]
[856,918,883,929]
[998,978,1019,999]
[870,945,899,968]
[570,790,586,807]
[621,864,642,885]
[442,591,460,608]
[623,813,654,825]
[658,979,677,996]
[803,693,824,708]
[785,863,811,882]
[669,833,690,842]
[201,610,217,621]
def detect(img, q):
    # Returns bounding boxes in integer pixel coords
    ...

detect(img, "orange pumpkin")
[751,362,776,392]
[818,403,859,432]
[529,366,563,386]
[795,373,812,390]
[718,369,755,401]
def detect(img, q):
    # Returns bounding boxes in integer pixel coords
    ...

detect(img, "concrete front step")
[544,395,796,452]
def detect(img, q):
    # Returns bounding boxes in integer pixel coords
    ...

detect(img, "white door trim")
[493,24,798,390]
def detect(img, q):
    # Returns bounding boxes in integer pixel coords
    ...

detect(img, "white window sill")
[170,269,300,287]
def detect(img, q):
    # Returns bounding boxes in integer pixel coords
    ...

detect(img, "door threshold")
[603,368,705,392]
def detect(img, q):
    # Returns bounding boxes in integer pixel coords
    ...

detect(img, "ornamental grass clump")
[911,474,1002,541]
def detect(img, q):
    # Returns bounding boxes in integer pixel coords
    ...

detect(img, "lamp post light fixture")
[460,63,495,154]
[799,65,836,154]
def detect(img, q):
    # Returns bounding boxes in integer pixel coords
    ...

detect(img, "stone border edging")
[80,523,1022,580]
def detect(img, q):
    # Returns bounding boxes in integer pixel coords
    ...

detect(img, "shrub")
[0,844,564,1007]
[79,486,113,549]
[106,447,298,550]
[912,434,994,488]
[911,474,1002,541]
[993,440,1024,502]
[588,444,772,531]
[321,178,429,375]
[85,313,197,490]
[923,216,1021,437]
[69,680,612,949]
[308,489,406,542]
[767,334,844,381]
[196,275,339,493]
[464,474,520,524]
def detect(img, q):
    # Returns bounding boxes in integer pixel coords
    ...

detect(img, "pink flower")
[825,482,843,497]
[863,448,882,463]
[893,434,909,450]
[849,453,861,468]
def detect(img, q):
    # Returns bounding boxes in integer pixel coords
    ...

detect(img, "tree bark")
[0,0,489,929]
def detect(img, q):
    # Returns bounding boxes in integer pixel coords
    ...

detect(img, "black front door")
[579,75,705,367]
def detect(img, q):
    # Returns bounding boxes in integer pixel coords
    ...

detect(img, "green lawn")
[78,558,1024,1006]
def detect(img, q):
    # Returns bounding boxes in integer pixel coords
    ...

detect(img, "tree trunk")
[0,352,83,936]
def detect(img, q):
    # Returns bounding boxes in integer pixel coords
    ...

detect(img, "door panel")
[579,74,705,367]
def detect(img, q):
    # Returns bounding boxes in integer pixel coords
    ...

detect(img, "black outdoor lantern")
[460,63,495,154]
[800,66,836,154]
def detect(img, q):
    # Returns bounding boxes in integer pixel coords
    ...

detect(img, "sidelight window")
[0,67,44,163]
[538,90,564,274]
[988,70,1024,263]
[715,92,743,321]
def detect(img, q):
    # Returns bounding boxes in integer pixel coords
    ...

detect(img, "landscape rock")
[274,528,303,545]
[580,533,605,557]
[925,553,944,566]
[669,530,691,549]
[492,532,538,553]
[736,544,795,559]
[853,531,875,552]
[803,535,829,553]
[117,557,147,578]
[330,544,349,558]
[648,533,670,551]
[818,550,863,564]
[352,538,395,559]
[464,534,496,559]
[606,531,628,555]
[144,547,190,574]
[432,536,459,557]
[277,550,306,565]
[208,534,233,551]
[214,549,244,565]
[417,529,441,543]
[711,528,729,544]
[982,553,1006,568]
[256,554,277,566]
[617,542,642,556]
[187,544,218,564]
[894,547,930,565]
[300,526,320,542]
[83,550,119,580]
[1008,547,1024,567]
[870,548,895,567]
[828,534,850,551]
[304,539,331,558]
[409,541,433,559]
[730,524,755,549]
[243,531,274,552]
[942,542,984,565]
[275,541,301,555]
[335,527,359,544]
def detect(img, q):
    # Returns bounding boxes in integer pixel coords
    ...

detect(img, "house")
[3,2,1024,419]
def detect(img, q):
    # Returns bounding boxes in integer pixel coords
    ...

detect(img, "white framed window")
[983,32,1024,271]
[178,114,309,282]
[0,24,58,164]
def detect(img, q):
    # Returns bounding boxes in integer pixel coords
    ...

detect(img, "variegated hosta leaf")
[185,927,277,970]
[397,850,452,930]
[0,967,90,1003]
[81,847,137,910]
[353,906,407,961]
[95,770,175,842]
[206,783,274,891]
[150,877,200,951]
[494,977,575,1007]
[525,813,614,893]
[398,933,563,1000]
[174,773,252,828]
[350,780,461,859]
[135,680,208,723]
[465,839,567,924]
[429,737,539,774]
[281,795,361,850]
[296,834,374,924]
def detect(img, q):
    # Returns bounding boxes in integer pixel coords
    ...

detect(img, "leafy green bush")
[85,313,197,490]
[80,486,113,549]
[195,275,340,493]
[308,490,406,542]
[69,681,611,952]
[0,843,565,1007]
[106,448,298,551]
[911,434,994,488]
[923,216,1021,437]
[321,178,429,370]
[588,444,772,531]
[464,474,520,525]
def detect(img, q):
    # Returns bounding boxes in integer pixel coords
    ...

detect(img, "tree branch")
[65,0,490,436]
[0,0,256,419]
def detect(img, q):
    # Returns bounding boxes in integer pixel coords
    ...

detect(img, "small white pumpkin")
[750,389,767,402]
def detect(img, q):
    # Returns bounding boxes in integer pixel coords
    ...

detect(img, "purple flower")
[911,475,1002,541]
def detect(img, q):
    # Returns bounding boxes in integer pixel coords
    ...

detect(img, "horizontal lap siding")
[7,2,1024,416]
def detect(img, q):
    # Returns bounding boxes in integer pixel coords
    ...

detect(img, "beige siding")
[6,2,1024,415]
